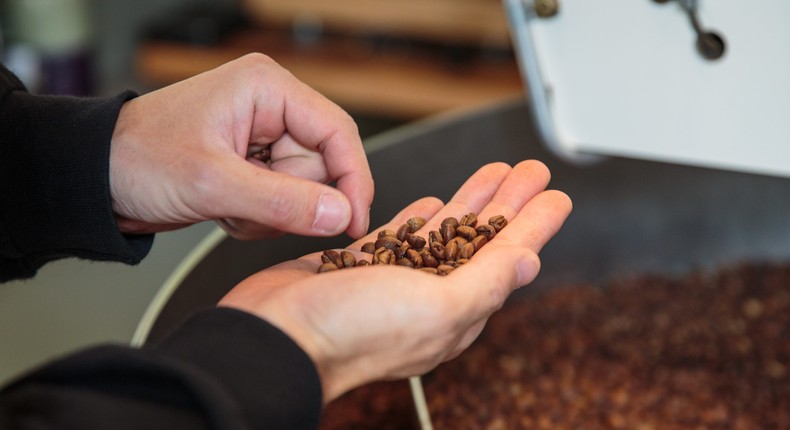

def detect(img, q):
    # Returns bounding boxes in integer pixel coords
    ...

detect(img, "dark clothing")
[0,65,323,429]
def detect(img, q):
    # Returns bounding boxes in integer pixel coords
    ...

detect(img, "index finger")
[245,57,374,239]
[282,79,373,239]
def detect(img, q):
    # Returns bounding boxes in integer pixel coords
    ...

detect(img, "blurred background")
[1,0,524,136]
[0,0,524,383]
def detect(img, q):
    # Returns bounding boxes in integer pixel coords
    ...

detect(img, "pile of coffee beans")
[318,262,790,429]
[317,213,507,275]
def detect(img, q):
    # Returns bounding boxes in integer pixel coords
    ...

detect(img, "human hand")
[110,53,373,239]
[219,160,572,403]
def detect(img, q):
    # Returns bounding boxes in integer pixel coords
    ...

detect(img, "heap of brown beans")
[317,213,507,275]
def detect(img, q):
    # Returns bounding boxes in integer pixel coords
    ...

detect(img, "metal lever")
[655,0,726,60]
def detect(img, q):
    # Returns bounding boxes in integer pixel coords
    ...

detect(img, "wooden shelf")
[135,28,524,119]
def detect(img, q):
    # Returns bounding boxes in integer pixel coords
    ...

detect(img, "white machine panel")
[505,0,790,177]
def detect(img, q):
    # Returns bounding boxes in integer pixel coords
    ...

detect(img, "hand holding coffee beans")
[317,213,507,275]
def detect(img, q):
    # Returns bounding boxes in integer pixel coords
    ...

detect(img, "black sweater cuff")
[148,307,324,429]
[0,81,152,280]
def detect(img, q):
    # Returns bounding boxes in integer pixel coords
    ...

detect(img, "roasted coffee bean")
[429,230,443,246]
[405,249,423,268]
[396,258,415,268]
[396,223,411,242]
[475,224,497,240]
[341,250,356,268]
[378,229,397,239]
[489,215,507,231]
[430,242,446,260]
[322,250,343,268]
[318,262,339,273]
[456,225,478,241]
[373,247,395,265]
[459,242,476,259]
[459,213,478,227]
[447,236,468,249]
[420,267,439,275]
[445,240,460,261]
[374,236,402,252]
[441,217,459,229]
[441,223,456,244]
[470,235,488,251]
[407,216,426,232]
[406,233,426,250]
[250,147,271,163]
[317,212,505,275]
[395,244,410,261]
[361,242,376,254]
[437,264,455,276]
[420,249,439,268]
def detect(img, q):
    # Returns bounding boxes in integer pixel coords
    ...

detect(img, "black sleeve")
[0,307,324,430]
[0,65,153,282]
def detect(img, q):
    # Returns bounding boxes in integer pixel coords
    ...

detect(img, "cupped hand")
[219,160,572,403]
[110,53,373,239]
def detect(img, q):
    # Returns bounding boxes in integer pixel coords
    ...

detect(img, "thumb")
[208,158,352,237]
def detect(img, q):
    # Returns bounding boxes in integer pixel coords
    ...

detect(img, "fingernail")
[313,193,350,234]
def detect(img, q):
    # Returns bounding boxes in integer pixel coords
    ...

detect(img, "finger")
[209,156,354,237]
[239,54,374,239]
[415,163,513,234]
[475,160,551,229]
[216,218,285,241]
[494,189,573,253]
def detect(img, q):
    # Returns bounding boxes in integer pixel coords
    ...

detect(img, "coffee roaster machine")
[132,0,789,427]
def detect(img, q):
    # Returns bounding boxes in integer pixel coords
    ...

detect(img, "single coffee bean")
[441,260,458,268]
[445,240,460,261]
[459,213,478,227]
[456,225,478,241]
[430,242,446,260]
[405,249,423,268]
[489,215,507,231]
[356,260,371,267]
[361,242,376,254]
[437,264,455,276]
[441,217,459,229]
[318,262,339,273]
[475,224,497,241]
[396,258,415,268]
[441,223,456,244]
[378,229,397,239]
[250,147,271,163]
[456,258,470,265]
[396,223,411,242]
[470,235,488,251]
[373,247,395,265]
[407,216,426,232]
[341,250,357,268]
[322,250,343,268]
[395,244,410,260]
[375,236,402,252]
[406,233,426,250]
[420,249,439,268]
[420,267,439,274]
[447,236,469,249]
[429,230,443,246]
[459,242,476,259]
